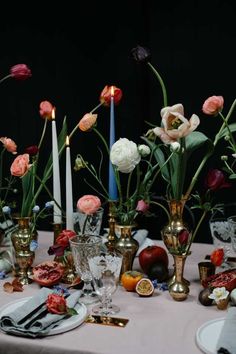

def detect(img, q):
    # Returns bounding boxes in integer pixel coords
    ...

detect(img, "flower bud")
[138,144,150,157]
[170,142,181,152]
[221,155,228,161]
[131,45,151,63]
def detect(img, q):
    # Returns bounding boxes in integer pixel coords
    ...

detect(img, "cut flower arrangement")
[131,45,236,254]
[74,85,172,226]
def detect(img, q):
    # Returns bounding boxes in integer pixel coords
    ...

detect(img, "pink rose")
[77,195,101,215]
[136,200,149,213]
[202,96,224,115]
[39,101,55,120]
[0,137,17,154]
[78,113,97,132]
[46,294,67,315]
[56,229,77,247]
[10,154,30,177]
[10,64,32,80]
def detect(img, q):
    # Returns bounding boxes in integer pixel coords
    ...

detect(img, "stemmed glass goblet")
[227,215,236,254]
[69,234,103,304]
[88,250,123,316]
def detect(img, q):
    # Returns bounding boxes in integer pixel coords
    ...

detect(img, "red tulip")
[10,64,32,80]
[205,169,231,191]
[100,85,122,106]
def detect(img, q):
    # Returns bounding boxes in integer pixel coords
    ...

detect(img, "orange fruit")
[121,271,144,292]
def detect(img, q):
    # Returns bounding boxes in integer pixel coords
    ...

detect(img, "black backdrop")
[1,0,236,242]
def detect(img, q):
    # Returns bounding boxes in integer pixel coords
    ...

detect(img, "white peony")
[110,138,141,173]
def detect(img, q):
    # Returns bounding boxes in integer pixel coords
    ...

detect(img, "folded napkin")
[217,307,236,354]
[103,228,154,256]
[0,287,81,338]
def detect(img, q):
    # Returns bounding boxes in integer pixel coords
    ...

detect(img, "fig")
[147,262,169,282]
[198,287,213,306]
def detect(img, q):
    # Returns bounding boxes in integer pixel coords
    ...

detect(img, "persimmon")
[121,271,144,292]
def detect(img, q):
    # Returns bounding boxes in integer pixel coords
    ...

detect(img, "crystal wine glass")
[69,234,103,304]
[227,215,236,254]
[88,250,123,316]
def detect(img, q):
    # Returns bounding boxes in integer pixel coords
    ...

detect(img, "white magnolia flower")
[110,138,141,173]
[208,286,229,303]
[138,144,150,157]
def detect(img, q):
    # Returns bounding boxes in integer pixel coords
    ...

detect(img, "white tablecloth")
[0,231,221,354]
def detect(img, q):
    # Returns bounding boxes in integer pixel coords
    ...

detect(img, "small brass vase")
[105,201,118,252]
[11,217,37,285]
[114,224,139,276]
[168,254,189,301]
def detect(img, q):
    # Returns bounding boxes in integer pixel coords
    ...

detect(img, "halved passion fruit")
[135,278,154,297]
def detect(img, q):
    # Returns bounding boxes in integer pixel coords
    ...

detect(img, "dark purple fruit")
[198,288,213,306]
[147,262,169,282]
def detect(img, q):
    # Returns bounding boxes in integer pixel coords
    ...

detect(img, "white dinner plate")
[195,317,225,354]
[0,296,87,336]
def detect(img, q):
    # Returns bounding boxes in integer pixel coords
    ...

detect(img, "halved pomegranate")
[202,268,236,292]
[32,261,64,287]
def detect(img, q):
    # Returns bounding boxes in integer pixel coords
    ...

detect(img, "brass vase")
[114,224,139,276]
[161,199,192,294]
[11,217,38,285]
[168,254,189,301]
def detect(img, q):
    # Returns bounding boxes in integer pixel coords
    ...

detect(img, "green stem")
[38,119,48,149]
[149,201,170,221]
[185,210,207,255]
[219,112,236,151]
[0,74,12,84]
[147,62,168,107]
[82,214,89,234]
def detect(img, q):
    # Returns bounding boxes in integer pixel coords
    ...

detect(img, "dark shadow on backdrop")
[1,0,236,243]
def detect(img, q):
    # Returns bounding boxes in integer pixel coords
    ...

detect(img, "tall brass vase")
[161,199,191,300]
[114,225,139,276]
[11,217,38,285]
[168,254,189,301]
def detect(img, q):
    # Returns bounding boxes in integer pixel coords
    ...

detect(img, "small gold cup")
[198,261,215,284]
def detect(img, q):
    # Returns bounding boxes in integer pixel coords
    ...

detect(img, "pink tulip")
[10,64,31,80]
[78,113,97,132]
[39,101,55,120]
[136,200,149,213]
[0,137,17,154]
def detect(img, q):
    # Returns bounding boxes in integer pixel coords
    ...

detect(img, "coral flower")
[202,96,224,116]
[0,137,17,154]
[100,85,123,106]
[39,100,55,120]
[10,154,31,177]
[77,195,101,215]
[10,64,32,80]
[78,113,97,132]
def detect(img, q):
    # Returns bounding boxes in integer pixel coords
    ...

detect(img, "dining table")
[0,230,230,354]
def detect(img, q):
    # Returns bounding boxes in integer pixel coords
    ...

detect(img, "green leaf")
[229,173,236,179]
[217,122,236,140]
[67,307,78,316]
[185,131,212,154]
[141,137,170,183]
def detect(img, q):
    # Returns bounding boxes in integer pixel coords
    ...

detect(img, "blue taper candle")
[109,86,118,200]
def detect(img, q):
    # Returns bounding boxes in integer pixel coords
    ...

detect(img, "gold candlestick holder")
[53,223,63,243]
[105,201,118,251]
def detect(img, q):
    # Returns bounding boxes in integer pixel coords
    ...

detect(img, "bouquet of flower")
[131,45,236,251]
[74,85,165,226]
